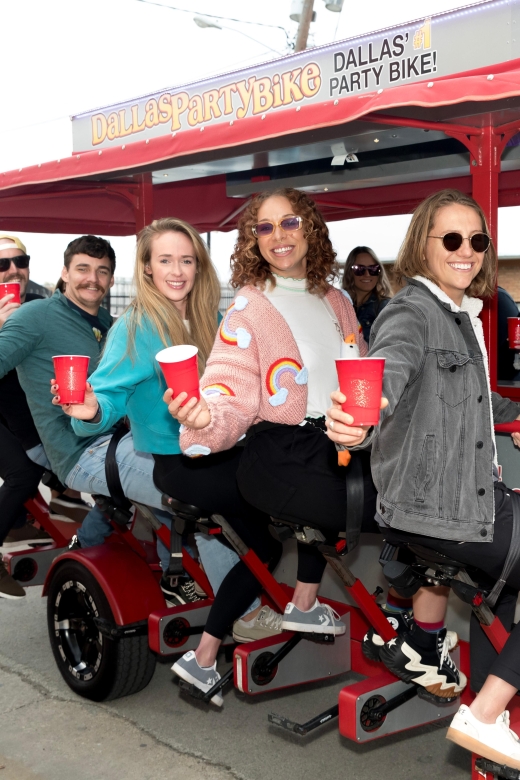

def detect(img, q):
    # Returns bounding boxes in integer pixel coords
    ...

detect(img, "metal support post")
[134,173,154,233]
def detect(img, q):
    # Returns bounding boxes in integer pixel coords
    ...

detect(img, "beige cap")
[0,234,27,254]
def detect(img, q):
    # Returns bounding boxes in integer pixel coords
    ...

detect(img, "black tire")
[47,560,156,701]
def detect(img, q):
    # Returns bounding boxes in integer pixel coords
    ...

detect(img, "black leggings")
[237,424,378,583]
[382,481,520,693]
[0,419,44,546]
[153,448,281,640]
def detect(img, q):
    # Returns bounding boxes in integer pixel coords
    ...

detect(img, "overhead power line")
[131,0,292,46]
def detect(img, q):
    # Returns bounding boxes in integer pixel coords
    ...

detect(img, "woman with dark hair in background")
[342,246,392,342]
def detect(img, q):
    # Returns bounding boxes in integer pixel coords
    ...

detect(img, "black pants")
[0,419,44,546]
[382,481,520,692]
[153,448,281,640]
[237,424,378,583]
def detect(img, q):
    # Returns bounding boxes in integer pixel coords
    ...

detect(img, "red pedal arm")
[348,579,398,643]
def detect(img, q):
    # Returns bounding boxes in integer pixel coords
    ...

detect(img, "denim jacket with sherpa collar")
[358,277,519,543]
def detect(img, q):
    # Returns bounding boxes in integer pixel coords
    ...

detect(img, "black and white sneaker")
[379,623,466,699]
[49,494,92,524]
[160,575,202,606]
[362,607,413,662]
[362,607,459,662]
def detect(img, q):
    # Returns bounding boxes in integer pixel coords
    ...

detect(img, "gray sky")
[3,0,516,286]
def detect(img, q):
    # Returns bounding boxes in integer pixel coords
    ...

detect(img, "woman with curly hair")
[159,188,376,700]
[342,246,392,343]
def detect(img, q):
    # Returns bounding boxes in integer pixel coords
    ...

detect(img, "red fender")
[42,544,165,625]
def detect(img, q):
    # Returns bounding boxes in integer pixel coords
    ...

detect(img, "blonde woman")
[342,246,392,342]
[53,218,270,612]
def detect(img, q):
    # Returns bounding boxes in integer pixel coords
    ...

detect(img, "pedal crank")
[269,704,339,736]
[475,757,520,779]
[178,666,234,705]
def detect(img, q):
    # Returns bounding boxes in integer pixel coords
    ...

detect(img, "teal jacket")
[0,290,113,484]
[72,311,183,454]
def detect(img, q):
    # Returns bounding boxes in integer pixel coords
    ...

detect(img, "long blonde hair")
[126,218,220,374]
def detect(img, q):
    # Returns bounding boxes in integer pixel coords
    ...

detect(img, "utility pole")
[294,0,315,52]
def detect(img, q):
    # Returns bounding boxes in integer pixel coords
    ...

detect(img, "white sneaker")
[447,704,520,770]
[233,605,283,643]
[281,599,346,635]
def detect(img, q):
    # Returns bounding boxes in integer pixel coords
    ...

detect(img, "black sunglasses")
[427,232,490,253]
[351,263,381,276]
[0,254,30,273]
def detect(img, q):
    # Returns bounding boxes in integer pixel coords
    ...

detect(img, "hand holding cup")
[327,389,388,446]
[51,378,100,420]
[163,388,211,430]
[0,290,21,327]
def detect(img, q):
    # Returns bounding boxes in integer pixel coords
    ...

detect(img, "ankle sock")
[385,594,413,614]
[415,619,445,633]
[410,622,442,649]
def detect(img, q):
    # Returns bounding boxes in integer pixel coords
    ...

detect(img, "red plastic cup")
[156,345,200,406]
[0,282,21,304]
[335,357,385,426]
[508,317,520,349]
[52,355,90,404]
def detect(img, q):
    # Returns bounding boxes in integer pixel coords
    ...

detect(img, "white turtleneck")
[263,275,343,418]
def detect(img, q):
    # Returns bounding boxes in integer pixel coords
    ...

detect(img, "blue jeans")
[65,433,255,611]
[28,437,258,613]
[27,441,116,554]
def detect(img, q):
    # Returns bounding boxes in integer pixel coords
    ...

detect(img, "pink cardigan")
[180,284,367,456]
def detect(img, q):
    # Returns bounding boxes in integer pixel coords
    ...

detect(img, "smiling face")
[424,203,486,306]
[352,252,379,299]
[145,230,197,318]
[0,241,29,301]
[61,253,114,314]
[255,195,309,279]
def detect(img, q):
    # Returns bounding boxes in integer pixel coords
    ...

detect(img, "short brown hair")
[57,235,116,292]
[394,189,496,298]
[230,188,338,295]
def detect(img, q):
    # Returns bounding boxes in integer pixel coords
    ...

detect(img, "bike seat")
[161,494,203,521]
[406,544,463,572]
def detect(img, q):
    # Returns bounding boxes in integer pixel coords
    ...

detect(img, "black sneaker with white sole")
[362,607,459,662]
[362,606,413,662]
[49,494,92,524]
[379,623,467,699]
[160,575,202,606]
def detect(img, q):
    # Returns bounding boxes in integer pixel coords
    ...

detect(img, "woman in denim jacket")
[327,188,520,772]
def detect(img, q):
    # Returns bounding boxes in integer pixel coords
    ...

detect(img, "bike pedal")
[416,687,459,705]
[177,679,209,702]
[475,757,520,779]
[302,632,336,644]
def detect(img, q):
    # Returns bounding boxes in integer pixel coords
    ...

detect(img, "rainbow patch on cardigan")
[203,383,235,397]
[219,297,251,349]
[266,358,308,407]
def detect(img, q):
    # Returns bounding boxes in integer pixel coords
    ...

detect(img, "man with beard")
[0,235,52,597]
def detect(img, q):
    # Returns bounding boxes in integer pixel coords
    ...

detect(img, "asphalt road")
[0,540,474,780]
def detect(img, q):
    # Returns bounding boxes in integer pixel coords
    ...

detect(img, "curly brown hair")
[230,188,338,295]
